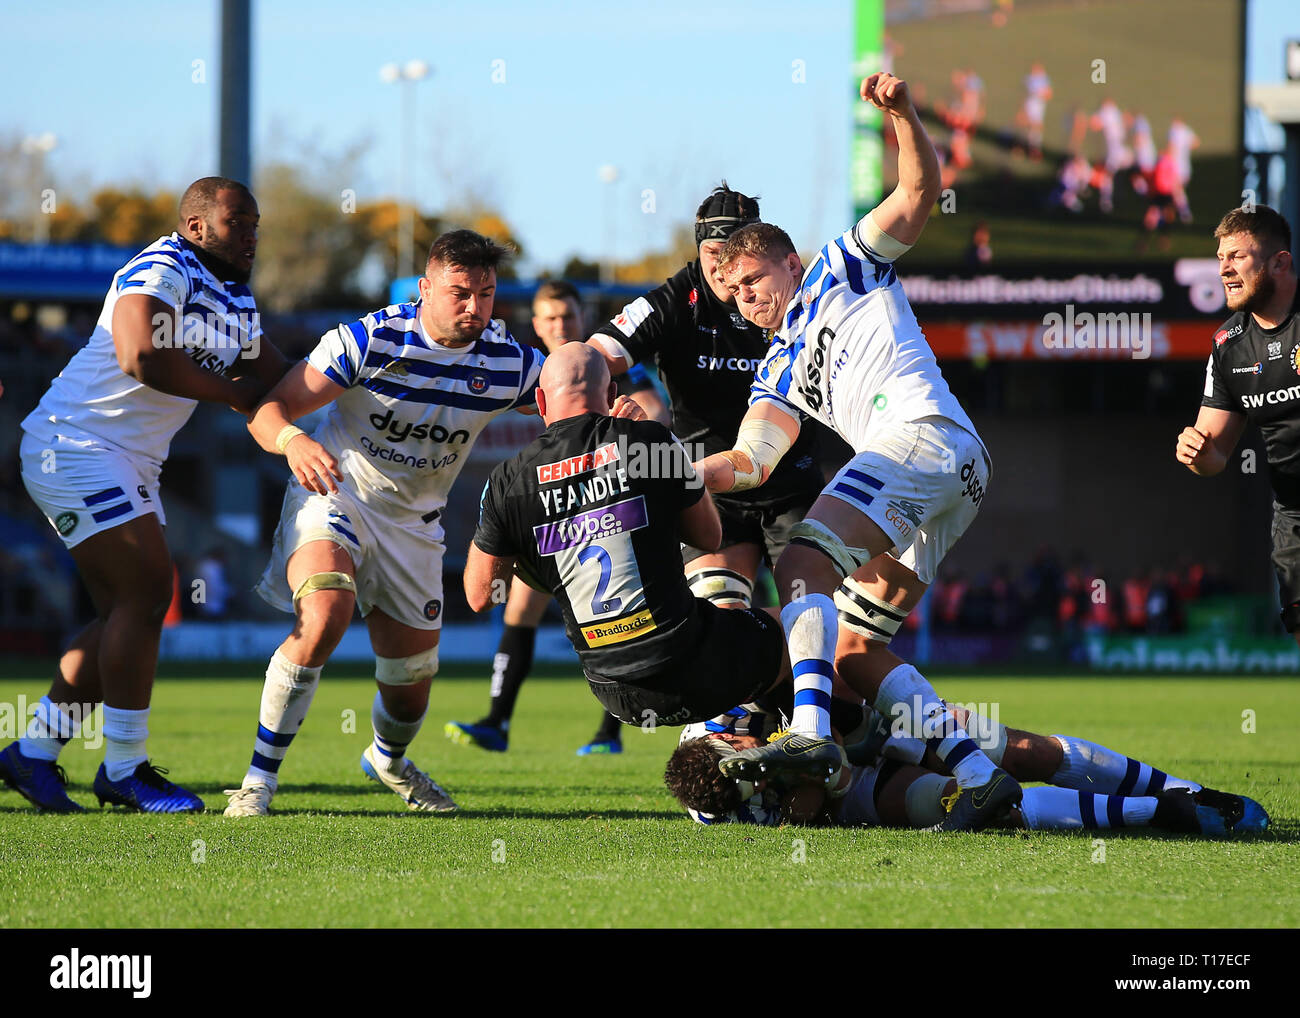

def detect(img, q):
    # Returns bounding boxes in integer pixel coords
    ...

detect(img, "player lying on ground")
[693,71,1010,831]
[465,344,803,729]
[2,177,286,813]
[665,698,1270,834]
[445,280,667,756]
[222,230,543,817]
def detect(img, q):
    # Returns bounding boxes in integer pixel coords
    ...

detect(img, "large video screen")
[884,0,1244,266]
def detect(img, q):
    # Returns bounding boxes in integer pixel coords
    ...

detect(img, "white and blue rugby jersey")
[749,215,980,455]
[306,304,543,520]
[22,234,260,465]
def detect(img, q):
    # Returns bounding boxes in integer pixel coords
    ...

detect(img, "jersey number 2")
[577,545,622,616]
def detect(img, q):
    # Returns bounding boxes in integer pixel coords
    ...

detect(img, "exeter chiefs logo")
[468,371,490,394]
[1291,341,1300,376]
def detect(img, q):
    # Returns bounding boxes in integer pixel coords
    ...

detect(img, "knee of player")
[1000,728,1059,782]
[292,573,357,649]
[375,647,439,716]
[122,565,176,624]
[774,545,840,602]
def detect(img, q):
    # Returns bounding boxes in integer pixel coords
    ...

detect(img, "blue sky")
[3,0,1295,274]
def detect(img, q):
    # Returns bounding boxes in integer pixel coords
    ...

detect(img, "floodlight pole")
[219,0,251,186]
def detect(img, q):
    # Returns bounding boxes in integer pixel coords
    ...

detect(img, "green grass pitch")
[0,668,1296,928]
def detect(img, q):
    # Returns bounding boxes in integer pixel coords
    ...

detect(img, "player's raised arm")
[860,72,942,251]
[693,398,802,494]
[1176,405,1247,477]
[112,293,265,414]
[247,360,345,494]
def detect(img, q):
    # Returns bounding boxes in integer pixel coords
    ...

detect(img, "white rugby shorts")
[256,481,445,631]
[19,433,165,548]
[822,417,989,585]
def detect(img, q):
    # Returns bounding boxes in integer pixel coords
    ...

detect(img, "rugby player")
[1176,206,1300,640]
[1,177,284,813]
[222,230,542,817]
[694,72,1013,830]
[464,343,797,731]
[666,690,1270,835]
[445,280,667,755]
[589,184,827,619]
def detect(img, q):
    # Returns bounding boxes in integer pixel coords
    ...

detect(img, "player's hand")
[227,376,266,417]
[861,72,914,118]
[286,435,343,494]
[610,394,647,421]
[1175,425,1211,467]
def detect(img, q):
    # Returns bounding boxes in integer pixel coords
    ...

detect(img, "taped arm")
[693,398,802,494]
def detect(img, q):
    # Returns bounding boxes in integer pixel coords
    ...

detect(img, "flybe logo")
[369,408,470,444]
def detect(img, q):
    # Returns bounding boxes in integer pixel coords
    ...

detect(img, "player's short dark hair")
[1214,205,1292,257]
[533,279,580,308]
[663,738,742,816]
[179,176,252,223]
[717,222,797,273]
[426,229,509,274]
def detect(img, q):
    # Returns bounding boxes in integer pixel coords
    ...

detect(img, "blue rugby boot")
[93,761,204,813]
[0,742,85,813]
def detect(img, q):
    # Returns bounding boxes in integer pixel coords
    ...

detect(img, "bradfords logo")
[533,496,648,555]
[369,408,470,444]
[1215,322,1243,346]
[536,442,619,484]
[795,326,834,412]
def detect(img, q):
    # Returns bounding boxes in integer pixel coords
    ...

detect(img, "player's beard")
[195,234,252,284]
[1230,270,1276,315]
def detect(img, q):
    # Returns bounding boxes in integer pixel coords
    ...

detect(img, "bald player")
[4,177,286,813]
[446,280,667,754]
[464,345,794,730]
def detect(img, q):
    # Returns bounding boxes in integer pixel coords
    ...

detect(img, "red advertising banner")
[925,319,1214,361]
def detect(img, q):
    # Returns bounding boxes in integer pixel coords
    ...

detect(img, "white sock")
[103,705,149,781]
[1050,735,1199,796]
[371,692,424,774]
[19,696,82,762]
[875,663,996,788]
[781,595,837,738]
[1019,786,1157,830]
[243,650,322,789]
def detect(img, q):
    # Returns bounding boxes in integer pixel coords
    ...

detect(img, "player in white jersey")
[2,178,287,814]
[692,72,1017,831]
[666,699,1268,836]
[222,230,543,816]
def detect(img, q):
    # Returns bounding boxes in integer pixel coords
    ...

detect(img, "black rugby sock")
[483,624,536,727]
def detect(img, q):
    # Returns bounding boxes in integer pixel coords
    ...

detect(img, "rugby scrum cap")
[695,183,760,246]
